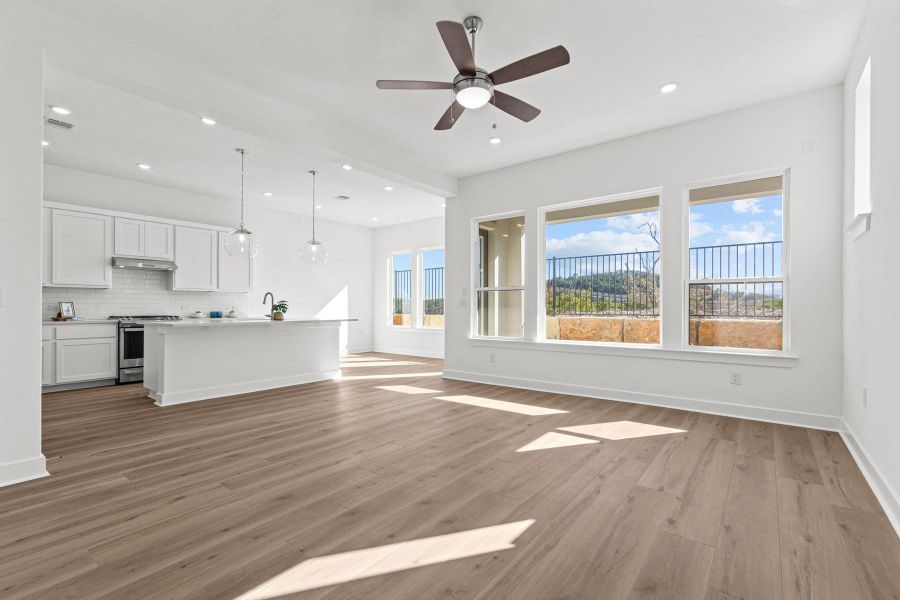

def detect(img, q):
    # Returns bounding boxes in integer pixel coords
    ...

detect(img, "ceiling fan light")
[455,86,491,109]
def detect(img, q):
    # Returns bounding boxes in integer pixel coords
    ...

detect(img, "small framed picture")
[59,301,76,319]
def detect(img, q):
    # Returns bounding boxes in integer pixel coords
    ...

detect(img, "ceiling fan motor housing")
[453,68,493,109]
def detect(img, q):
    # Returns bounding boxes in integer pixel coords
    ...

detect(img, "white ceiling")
[43,67,444,228]
[32,0,865,224]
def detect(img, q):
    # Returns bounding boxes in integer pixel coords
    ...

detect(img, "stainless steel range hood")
[112,257,178,271]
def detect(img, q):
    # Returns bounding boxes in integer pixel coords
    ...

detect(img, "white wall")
[841,0,900,530]
[372,217,445,358]
[445,87,844,429]
[0,6,47,486]
[44,165,374,354]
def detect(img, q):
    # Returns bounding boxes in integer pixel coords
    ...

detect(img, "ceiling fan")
[376,16,570,130]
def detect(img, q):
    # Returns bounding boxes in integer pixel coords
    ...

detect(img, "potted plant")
[272,300,289,321]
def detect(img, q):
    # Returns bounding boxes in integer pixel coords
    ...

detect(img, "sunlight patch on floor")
[232,520,535,599]
[337,372,444,381]
[433,395,567,416]
[375,385,442,395]
[516,431,599,452]
[558,420,686,440]
[340,360,424,368]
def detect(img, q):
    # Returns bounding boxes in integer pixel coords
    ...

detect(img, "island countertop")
[143,317,357,329]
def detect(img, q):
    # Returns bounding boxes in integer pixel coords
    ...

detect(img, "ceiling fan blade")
[489,45,570,85]
[376,80,452,90]
[492,91,541,122]
[436,21,476,76]
[435,101,465,130]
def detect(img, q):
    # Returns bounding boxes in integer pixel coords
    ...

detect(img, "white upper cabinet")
[144,221,174,260]
[217,231,252,292]
[115,217,174,260]
[172,226,217,291]
[49,209,113,288]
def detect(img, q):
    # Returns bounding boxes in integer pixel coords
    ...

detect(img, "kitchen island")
[143,318,356,406]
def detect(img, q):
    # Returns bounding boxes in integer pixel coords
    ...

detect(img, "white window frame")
[418,245,445,330]
[470,211,526,339]
[681,167,791,355]
[537,188,664,348]
[388,250,414,329]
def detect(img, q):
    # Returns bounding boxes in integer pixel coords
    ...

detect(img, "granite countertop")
[42,319,116,325]
[143,317,358,328]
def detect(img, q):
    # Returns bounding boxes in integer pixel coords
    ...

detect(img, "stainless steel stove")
[109,315,181,383]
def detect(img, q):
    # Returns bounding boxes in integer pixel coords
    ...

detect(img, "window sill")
[388,325,444,334]
[466,337,798,368]
[845,212,871,240]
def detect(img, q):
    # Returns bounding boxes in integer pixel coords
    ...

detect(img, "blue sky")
[392,249,444,272]
[546,194,783,259]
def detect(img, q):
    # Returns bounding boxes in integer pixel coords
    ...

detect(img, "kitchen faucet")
[262,292,275,319]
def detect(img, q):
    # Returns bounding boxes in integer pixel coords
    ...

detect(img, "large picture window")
[543,194,661,344]
[687,174,786,351]
[474,215,524,338]
[391,252,412,327]
[421,248,445,329]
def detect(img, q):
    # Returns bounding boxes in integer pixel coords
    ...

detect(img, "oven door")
[119,325,144,368]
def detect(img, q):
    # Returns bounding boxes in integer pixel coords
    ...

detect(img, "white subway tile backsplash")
[42,270,250,319]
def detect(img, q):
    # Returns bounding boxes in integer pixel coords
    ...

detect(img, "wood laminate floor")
[2,353,898,599]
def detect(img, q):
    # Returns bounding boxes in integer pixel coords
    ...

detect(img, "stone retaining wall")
[546,316,782,350]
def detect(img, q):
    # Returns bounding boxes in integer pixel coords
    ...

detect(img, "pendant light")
[224,148,259,258]
[299,170,328,266]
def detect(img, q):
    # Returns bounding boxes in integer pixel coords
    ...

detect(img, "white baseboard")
[442,369,841,431]
[346,346,374,355]
[374,346,445,359]
[151,370,341,406]
[0,454,48,488]
[840,422,900,536]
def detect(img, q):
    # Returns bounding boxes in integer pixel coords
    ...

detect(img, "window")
[420,248,445,329]
[391,252,412,327]
[474,215,524,338]
[854,57,872,217]
[543,193,661,344]
[687,174,785,351]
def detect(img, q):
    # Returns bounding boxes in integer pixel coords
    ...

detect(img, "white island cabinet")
[143,318,356,406]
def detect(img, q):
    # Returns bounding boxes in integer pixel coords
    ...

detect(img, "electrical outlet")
[489,352,496,364]
[862,386,867,408]
[730,372,742,386]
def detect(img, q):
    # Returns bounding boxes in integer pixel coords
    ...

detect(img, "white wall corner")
[0,455,48,488]
[840,421,900,537]
[844,212,871,240]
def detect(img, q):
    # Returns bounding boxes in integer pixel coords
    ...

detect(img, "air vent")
[46,118,74,130]
[334,195,350,201]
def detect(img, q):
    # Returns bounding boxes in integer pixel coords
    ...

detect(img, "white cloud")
[546,229,658,258]
[689,212,713,238]
[773,208,783,217]
[716,221,777,245]
[731,198,764,214]
[604,212,659,231]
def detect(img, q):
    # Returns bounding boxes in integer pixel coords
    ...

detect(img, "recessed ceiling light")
[315,205,323,209]
[384,186,393,192]
[136,163,151,170]
[502,233,509,238]
[372,217,379,222]
[489,137,502,144]
[659,82,678,94]
[262,191,273,197]
[200,116,216,125]
[42,140,49,147]
[50,105,70,115]
[342,164,353,170]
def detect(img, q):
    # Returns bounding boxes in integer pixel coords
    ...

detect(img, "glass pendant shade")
[226,147,259,257]
[224,226,259,258]
[299,239,328,266]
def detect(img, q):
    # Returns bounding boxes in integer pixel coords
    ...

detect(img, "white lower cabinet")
[55,338,117,384]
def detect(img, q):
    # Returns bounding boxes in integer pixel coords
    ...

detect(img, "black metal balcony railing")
[547,241,783,319]
[393,267,445,316]
[423,267,444,316]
